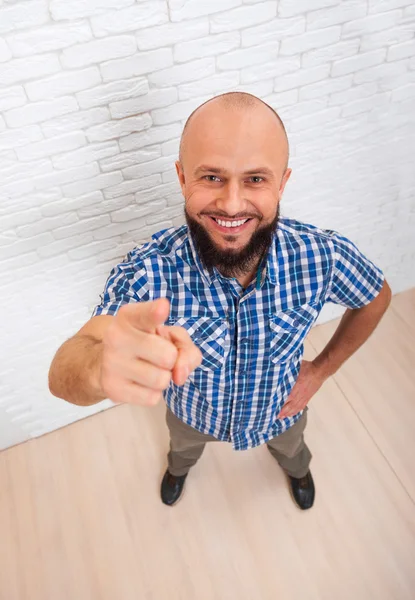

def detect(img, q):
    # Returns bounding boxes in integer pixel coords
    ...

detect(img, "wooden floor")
[1,290,414,600]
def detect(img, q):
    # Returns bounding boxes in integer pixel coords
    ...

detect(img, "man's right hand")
[99,298,203,406]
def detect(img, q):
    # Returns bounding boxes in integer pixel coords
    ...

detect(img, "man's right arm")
[48,299,203,408]
[48,315,112,407]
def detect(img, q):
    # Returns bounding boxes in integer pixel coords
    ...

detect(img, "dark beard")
[185,204,280,279]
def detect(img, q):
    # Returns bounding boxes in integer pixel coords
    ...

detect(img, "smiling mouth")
[206,215,254,234]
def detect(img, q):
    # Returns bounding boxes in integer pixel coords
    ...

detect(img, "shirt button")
[293,320,300,327]
[240,338,249,344]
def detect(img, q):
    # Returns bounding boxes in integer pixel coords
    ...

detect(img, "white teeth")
[215,218,248,228]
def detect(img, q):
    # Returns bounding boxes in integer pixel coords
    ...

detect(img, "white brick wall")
[1,0,414,451]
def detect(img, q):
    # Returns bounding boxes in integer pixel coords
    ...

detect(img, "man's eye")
[249,176,263,183]
[204,175,221,182]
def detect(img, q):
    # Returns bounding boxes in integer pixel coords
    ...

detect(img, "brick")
[86,114,152,143]
[122,156,175,179]
[174,32,240,63]
[101,48,173,82]
[290,106,343,132]
[99,145,161,172]
[68,238,123,261]
[210,1,276,33]
[241,16,305,47]
[278,0,339,18]
[41,191,104,217]
[342,10,402,38]
[76,78,148,109]
[178,71,240,101]
[61,35,137,69]
[368,0,413,13]
[161,139,179,157]
[7,21,92,58]
[0,1,48,35]
[151,95,212,126]
[16,212,79,239]
[91,2,168,37]
[388,40,415,61]
[110,199,166,223]
[16,132,86,162]
[119,123,182,152]
[353,58,408,84]
[1,233,54,261]
[37,232,94,259]
[62,172,123,197]
[331,48,386,77]
[360,26,414,52]
[281,26,341,56]
[302,39,360,69]
[148,57,215,87]
[2,158,52,186]
[77,194,133,219]
[274,65,330,92]
[25,67,101,101]
[262,89,299,110]
[53,214,111,240]
[109,88,178,119]
[0,208,42,233]
[136,19,209,51]
[169,0,241,22]
[307,0,367,30]
[50,0,134,20]
[135,182,181,204]
[217,41,279,71]
[52,141,119,170]
[278,98,328,120]
[32,162,100,192]
[11,188,62,212]
[234,80,274,97]
[41,107,110,138]
[377,68,415,92]
[329,82,378,106]
[241,56,300,84]
[92,217,156,241]
[4,96,78,128]
[0,125,42,151]
[103,174,162,199]
[0,54,60,86]
[392,84,415,102]
[341,92,390,117]
[0,38,11,63]
[299,74,353,100]
[0,86,26,112]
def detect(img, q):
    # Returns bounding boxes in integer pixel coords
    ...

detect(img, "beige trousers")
[166,406,312,479]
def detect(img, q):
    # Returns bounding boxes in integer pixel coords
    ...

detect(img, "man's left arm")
[312,279,392,379]
[278,280,392,418]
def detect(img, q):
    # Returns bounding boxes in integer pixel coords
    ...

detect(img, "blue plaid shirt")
[91,216,384,451]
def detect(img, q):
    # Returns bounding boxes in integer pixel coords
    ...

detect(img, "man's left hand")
[277,359,326,419]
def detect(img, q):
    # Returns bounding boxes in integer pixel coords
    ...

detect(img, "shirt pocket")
[268,302,319,364]
[166,316,228,371]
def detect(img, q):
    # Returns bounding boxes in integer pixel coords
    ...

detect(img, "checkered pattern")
[91,216,385,450]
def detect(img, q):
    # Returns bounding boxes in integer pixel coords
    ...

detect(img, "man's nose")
[218,180,245,216]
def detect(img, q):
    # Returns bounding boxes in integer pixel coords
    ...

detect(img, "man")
[48,92,391,511]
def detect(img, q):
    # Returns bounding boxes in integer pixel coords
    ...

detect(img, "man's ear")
[279,167,292,200]
[175,160,185,194]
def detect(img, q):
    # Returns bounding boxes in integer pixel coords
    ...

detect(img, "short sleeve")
[325,230,385,309]
[90,250,149,318]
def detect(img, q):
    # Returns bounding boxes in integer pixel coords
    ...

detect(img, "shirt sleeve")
[325,230,385,309]
[90,250,149,318]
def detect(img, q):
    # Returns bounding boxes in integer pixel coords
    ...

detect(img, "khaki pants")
[166,406,312,479]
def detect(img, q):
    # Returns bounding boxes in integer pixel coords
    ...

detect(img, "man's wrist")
[311,353,335,381]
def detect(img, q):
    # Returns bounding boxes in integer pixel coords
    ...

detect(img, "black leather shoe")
[161,469,188,506]
[287,470,315,510]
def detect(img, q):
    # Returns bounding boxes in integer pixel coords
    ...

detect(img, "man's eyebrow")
[194,165,274,177]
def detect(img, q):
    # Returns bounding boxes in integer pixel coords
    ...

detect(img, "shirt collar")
[187,225,278,287]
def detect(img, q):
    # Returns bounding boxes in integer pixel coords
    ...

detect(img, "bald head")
[178,91,289,171]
